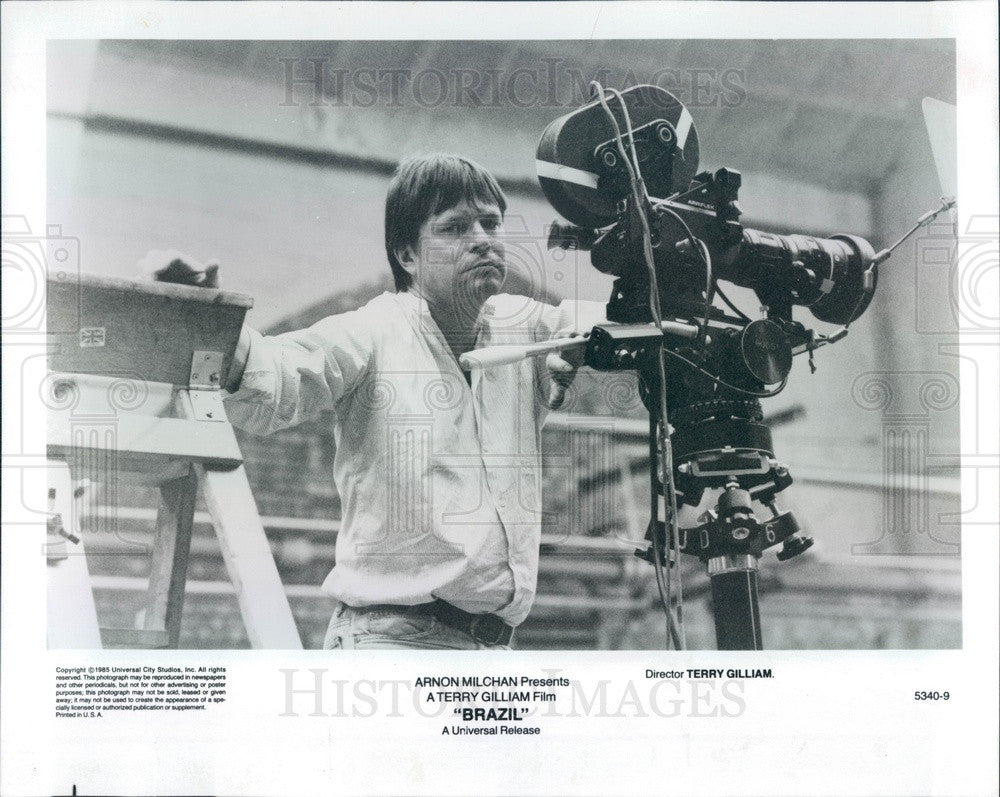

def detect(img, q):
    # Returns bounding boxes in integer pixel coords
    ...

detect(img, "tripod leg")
[708,554,763,650]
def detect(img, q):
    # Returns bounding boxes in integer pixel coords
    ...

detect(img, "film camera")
[536,84,881,650]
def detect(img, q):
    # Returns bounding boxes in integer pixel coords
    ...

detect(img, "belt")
[350,599,514,647]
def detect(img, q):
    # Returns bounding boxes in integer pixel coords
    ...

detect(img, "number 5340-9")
[914,691,950,700]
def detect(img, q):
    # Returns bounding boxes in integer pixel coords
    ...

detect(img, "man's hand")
[545,301,608,410]
[137,250,247,391]
[545,333,585,410]
[136,249,219,288]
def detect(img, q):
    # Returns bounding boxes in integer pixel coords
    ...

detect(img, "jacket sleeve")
[222,309,374,436]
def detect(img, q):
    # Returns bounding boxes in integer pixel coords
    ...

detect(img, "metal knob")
[776,534,814,561]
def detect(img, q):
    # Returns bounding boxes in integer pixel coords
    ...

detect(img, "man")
[157,153,602,649]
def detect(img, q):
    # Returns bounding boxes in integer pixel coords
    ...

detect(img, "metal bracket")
[689,453,770,478]
[190,350,224,389]
[188,351,226,422]
[186,388,227,422]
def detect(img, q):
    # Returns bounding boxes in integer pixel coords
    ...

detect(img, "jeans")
[323,602,513,651]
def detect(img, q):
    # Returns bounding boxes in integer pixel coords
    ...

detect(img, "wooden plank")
[79,460,192,487]
[100,628,171,649]
[44,372,176,417]
[88,574,326,599]
[91,505,345,535]
[50,271,254,307]
[144,467,198,647]
[48,414,244,469]
[194,462,303,648]
[174,389,302,649]
[47,272,251,386]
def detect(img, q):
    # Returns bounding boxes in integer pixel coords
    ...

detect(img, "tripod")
[637,397,811,650]
[636,405,813,650]
[585,322,814,651]
[461,314,816,651]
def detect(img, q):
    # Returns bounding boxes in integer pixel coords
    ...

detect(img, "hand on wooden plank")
[136,249,220,288]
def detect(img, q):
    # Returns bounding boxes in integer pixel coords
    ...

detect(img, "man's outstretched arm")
[140,250,372,436]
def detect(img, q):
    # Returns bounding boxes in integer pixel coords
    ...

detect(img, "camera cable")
[594,81,687,649]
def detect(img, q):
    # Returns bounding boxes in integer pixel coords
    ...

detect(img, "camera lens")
[729,230,876,325]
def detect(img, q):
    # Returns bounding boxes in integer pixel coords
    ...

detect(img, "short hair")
[384,153,508,291]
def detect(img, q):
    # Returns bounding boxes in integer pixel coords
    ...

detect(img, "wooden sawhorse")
[46,273,302,649]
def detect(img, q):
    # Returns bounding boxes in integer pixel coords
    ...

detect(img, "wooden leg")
[144,466,198,648]
[47,461,103,649]
[193,462,303,649]
[173,389,302,649]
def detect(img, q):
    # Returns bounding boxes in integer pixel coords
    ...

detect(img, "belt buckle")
[469,614,507,646]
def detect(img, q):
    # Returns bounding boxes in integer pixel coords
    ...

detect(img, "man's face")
[402,199,506,315]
